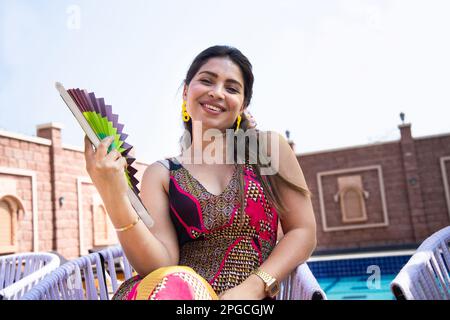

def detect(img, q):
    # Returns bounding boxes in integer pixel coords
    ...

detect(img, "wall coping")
[298,131,450,157]
[0,130,149,166]
[36,122,64,130]
[297,140,399,157]
[0,130,51,146]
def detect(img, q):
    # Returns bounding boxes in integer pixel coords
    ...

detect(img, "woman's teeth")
[203,103,223,112]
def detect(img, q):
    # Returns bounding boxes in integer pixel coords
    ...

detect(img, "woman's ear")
[183,84,188,101]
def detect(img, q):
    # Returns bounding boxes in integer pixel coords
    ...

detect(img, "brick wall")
[415,135,450,233]
[0,134,53,254]
[297,123,450,253]
[0,123,147,259]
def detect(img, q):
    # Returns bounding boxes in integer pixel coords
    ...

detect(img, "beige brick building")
[0,123,147,259]
[298,124,450,253]
[1,122,449,259]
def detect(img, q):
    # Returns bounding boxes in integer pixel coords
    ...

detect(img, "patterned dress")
[112,157,278,299]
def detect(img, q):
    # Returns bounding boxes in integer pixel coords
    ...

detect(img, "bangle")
[115,215,141,232]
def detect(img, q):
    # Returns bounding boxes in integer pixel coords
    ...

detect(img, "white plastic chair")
[94,245,135,298]
[0,252,60,300]
[390,226,450,300]
[22,245,326,300]
[278,262,326,300]
[21,246,134,300]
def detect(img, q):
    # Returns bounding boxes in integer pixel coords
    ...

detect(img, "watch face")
[268,281,280,297]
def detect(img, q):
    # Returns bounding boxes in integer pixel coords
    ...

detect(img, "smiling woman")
[183,56,246,132]
[84,45,317,300]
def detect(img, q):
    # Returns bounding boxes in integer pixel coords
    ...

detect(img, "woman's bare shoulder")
[256,130,282,157]
[142,157,174,193]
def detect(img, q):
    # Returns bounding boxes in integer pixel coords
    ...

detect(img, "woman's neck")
[180,124,229,165]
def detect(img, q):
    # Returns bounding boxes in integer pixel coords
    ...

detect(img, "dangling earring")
[235,114,242,132]
[181,100,190,122]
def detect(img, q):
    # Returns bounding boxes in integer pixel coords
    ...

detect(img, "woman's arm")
[84,136,179,276]
[112,162,180,276]
[220,131,317,299]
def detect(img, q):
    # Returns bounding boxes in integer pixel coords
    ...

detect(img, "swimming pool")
[307,251,414,300]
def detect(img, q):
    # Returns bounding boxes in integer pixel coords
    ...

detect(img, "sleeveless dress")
[112,157,278,299]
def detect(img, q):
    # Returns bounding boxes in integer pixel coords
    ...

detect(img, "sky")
[1,0,449,164]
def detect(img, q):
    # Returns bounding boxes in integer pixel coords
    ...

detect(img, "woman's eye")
[199,79,239,93]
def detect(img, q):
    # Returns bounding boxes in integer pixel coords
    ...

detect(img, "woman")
[84,45,317,300]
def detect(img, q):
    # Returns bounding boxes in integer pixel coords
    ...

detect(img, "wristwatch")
[252,268,280,298]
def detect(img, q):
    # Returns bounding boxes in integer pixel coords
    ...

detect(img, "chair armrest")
[278,263,326,300]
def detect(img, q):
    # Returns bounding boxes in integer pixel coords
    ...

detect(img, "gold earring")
[182,100,190,122]
[235,114,242,132]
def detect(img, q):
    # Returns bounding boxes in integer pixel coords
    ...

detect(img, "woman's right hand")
[84,135,130,200]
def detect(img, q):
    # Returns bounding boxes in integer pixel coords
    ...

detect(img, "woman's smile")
[200,102,225,115]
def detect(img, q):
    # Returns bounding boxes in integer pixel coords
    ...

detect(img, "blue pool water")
[308,254,412,300]
[317,274,397,300]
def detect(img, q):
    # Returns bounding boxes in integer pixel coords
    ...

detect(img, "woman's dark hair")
[180,45,310,219]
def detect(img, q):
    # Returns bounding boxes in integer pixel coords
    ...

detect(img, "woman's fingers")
[105,148,122,161]
[108,155,128,173]
[84,135,95,171]
[85,135,118,171]
[118,156,128,170]
[84,135,92,155]
[84,135,127,175]
[95,136,115,162]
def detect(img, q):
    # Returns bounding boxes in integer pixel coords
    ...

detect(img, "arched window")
[92,196,117,247]
[0,198,18,254]
[340,187,368,223]
[335,175,368,223]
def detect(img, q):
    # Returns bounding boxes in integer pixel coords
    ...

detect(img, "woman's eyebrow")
[198,71,243,88]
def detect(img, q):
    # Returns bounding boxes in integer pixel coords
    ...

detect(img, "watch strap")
[252,268,279,297]
[252,269,274,284]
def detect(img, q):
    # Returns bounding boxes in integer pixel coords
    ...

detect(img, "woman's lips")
[200,103,224,115]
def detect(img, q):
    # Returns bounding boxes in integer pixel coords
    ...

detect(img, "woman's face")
[183,57,245,132]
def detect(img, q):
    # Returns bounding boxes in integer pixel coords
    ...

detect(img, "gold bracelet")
[115,215,141,232]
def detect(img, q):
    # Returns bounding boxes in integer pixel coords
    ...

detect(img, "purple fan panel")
[67,86,141,193]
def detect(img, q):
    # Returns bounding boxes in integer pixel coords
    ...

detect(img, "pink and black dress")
[112,157,278,299]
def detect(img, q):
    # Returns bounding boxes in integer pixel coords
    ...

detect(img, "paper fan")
[55,82,153,229]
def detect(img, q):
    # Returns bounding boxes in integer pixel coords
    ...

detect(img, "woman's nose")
[208,85,225,99]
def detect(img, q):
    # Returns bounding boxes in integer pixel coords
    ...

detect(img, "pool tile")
[311,255,411,300]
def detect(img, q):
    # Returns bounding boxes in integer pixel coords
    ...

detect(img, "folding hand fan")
[55,82,154,229]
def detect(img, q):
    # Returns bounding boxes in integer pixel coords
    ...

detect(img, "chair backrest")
[22,245,326,300]
[95,245,135,298]
[21,246,134,300]
[390,226,450,300]
[21,251,106,300]
[0,252,60,300]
